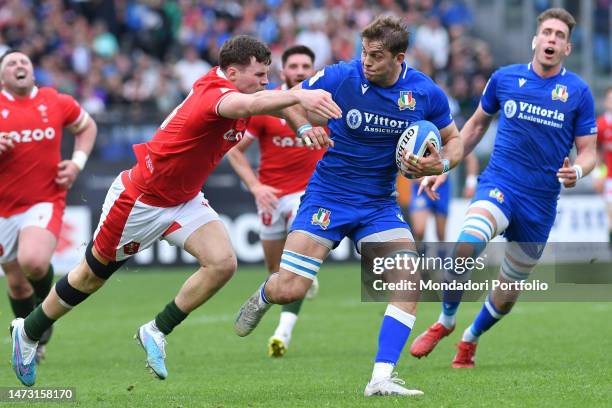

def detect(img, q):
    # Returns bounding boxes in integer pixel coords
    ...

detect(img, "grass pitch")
[1,263,611,407]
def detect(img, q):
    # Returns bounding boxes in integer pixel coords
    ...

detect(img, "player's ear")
[564,41,572,57]
[394,52,405,65]
[531,37,536,51]
[225,66,239,82]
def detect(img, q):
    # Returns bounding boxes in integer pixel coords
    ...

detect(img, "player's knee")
[7,280,33,298]
[207,252,237,281]
[17,251,50,280]
[84,242,126,280]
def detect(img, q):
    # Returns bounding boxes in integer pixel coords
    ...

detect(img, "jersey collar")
[527,62,566,79]
[1,86,39,101]
[216,67,228,79]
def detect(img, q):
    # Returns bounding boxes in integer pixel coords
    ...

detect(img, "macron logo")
[361,84,369,94]
[518,78,526,87]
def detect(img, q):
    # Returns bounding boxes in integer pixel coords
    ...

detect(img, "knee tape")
[85,242,126,280]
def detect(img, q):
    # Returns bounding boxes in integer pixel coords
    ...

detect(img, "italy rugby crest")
[311,208,331,229]
[398,91,417,111]
[551,84,568,102]
[488,188,504,204]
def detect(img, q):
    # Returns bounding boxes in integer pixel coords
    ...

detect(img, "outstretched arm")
[218,88,341,121]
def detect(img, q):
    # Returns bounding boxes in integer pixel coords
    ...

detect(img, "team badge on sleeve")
[398,91,417,111]
[551,84,568,102]
[488,188,505,204]
[311,208,331,230]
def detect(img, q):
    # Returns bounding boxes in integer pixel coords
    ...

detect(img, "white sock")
[462,326,479,343]
[371,362,394,382]
[274,312,298,338]
[437,312,456,329]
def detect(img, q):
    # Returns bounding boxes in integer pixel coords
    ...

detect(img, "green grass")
[1,264,611,407]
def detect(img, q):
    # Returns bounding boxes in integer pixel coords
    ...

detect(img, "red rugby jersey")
[597,113,612,178]
[247,114,326,197]
[131,67,249,206]
[0,87,82,216]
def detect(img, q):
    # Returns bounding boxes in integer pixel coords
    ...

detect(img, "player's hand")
[298,90,342,120]
[301,126,333,150]
[0,134,14,155]
[55,160,80,190]
[402,141,444,178]
[417,173,448,201]
[556,157,578,188]
[252,184,281,213]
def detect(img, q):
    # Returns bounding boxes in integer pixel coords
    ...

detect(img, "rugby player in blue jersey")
[410,8,598,368]
[234,15,464,396]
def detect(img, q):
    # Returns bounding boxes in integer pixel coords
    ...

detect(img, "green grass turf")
[1,263,611,407]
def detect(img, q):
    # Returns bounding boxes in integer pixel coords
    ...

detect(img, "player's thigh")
[164,193,235,269]
[434,213,447,241]
[274,230,331,293]
[93,172,175,261]
[467,180,513,239]
[409,208,429,240]
[261,239,286,273]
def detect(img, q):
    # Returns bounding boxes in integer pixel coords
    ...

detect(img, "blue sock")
[374,305,415,364]
[463,295,508,342]
[440,230,488,324]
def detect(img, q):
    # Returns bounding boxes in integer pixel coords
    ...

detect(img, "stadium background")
[1,0,605,270]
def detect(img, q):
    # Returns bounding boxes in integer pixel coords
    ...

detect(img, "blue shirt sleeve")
[426,84,453,130]
[480,70,501,115]
[301,62,347,94]
[574,85,597,136]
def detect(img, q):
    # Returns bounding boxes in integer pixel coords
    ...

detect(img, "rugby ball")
[395,120,442,179]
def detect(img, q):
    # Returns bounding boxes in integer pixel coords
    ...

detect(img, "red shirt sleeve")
[57,93,83,126]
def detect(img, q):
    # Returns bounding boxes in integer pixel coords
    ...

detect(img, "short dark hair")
[537,8,576,38]
[361,15,409,56]
[281,45,315,67]
[219,35,271,70]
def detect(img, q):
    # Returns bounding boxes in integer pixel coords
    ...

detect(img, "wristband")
[465,174,477,188]
[297,124,313,138]
[71,150,88,171]
[441,159,450,173]
[572,164,583,180]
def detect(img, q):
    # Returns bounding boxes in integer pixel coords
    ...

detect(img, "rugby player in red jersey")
[9,36,341,386]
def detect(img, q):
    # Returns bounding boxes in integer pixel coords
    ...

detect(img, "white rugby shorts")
[93,171,221,261]
[258,191,303,240]
[0,201,64,263]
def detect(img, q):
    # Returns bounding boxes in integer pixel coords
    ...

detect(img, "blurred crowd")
[0,0,492,126]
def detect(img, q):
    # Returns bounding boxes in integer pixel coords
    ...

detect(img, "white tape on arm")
[71,150,88,171]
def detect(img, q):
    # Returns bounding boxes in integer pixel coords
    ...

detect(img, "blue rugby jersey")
[480,63,597,198]
[301,59,452,204]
